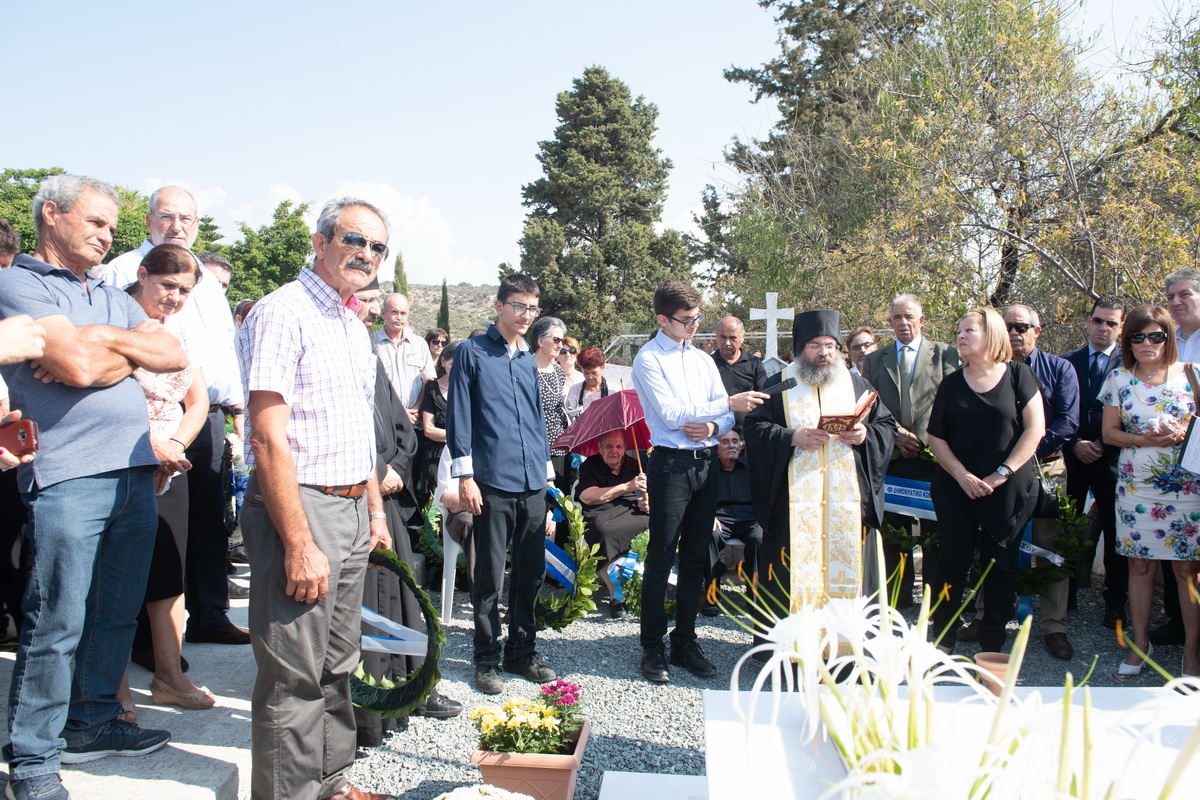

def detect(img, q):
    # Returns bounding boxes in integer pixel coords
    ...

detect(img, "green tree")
[193,215,226,253]
[392,252,409,294]
[0,167,66,254]
[106,186,148,262]
[518,66,694,345]
[437,278,451,332]
[226,200,312,301]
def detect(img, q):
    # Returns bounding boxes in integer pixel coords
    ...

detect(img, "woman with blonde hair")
[927,307,1045,654]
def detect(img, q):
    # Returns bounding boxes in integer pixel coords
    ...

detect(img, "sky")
[1,0,1170,287]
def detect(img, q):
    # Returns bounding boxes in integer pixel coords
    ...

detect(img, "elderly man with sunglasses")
[237,197,394,800]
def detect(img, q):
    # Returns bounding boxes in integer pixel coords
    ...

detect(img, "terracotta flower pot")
[470,719,590,800]
[973,652,1011,696]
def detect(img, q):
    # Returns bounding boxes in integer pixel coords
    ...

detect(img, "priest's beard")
[796,352,847,388]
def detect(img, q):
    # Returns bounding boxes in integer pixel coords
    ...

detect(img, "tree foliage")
[226,200,312,301]
[519,66,694,346]
[193,215,226,253]
[437,278,451,332]
[393,252,409,295]
[0,167,66,255]
[703,0,1200,350]
[108,186,149,263]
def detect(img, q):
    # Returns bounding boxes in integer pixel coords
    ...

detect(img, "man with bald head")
[98,186,249,652]
[712,315,766,433]
[375,292,434,424]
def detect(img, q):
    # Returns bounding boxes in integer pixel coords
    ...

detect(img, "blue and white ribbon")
[360,606,427,656]
[544,538,578,594]
[607,552,639,600]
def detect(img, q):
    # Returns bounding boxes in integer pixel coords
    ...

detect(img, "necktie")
[1090,351,1106,397]
[899,345,913,429]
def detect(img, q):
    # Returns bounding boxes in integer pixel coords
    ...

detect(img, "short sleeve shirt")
[0,254,156,491]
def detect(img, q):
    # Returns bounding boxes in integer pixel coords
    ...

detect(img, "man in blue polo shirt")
[446,274,557,695]
[0,175,187,800]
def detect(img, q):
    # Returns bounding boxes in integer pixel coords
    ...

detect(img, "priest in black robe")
[744,309,896,624]
[353,281,461,748]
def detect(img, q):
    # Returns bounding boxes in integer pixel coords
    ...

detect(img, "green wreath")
[414,497,445,567]
[350,548,445,719]
[536,491,601,630]
[621,530,676,620]
[1016,491,1090,599]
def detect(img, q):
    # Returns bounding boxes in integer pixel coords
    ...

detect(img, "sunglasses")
[543,336,564,345]
[339,232,389,260]
[1006,322,1033,334]
[559,347,578,356]
[1129,331,1168,344]
[1090,316,1121,328]
[430,339,448,346]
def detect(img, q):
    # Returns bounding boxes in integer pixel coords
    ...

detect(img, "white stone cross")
[750,292,793,362]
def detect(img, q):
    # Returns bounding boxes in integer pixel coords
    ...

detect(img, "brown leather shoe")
[957,618,982,642]
[329,784,395,800]
[1045,632,1073,661]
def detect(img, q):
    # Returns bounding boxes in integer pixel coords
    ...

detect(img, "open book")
[818,391,878,434]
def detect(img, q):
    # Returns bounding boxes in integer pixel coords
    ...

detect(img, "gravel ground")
[346,573,1187,799]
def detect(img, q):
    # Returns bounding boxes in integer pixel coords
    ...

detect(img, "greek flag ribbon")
[607,552,639,601]
[359,606,427,656]
[544,538,578,594]
[1019,540,1066,567]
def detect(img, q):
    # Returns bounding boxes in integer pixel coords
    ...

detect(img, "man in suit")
[863,294,960,606]
[1063,296,1126,629]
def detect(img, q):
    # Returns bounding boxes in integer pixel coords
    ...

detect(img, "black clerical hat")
[792,309,841,350]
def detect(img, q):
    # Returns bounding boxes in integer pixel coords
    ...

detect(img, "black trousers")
[184,410,232,635]
[471,483,546,666]
[640,447,718,649]
[931,479,1020,653]
[0,469,29,646]
[1064,451,1126,611]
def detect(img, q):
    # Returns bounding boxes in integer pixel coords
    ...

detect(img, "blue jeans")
[4,467,157,779]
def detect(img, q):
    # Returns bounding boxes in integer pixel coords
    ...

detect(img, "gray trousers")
[241,476,370,800]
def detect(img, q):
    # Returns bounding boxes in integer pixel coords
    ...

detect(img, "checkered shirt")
[237,268,376,486]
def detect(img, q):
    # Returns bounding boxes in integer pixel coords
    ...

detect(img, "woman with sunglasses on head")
[1100,304,1200,679]
[530,317,573,538]
[557,336,584,390]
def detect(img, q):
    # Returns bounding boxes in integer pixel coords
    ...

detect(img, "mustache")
[347,258,372,272]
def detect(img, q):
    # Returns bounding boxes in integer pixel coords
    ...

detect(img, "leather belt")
[310,482,367,499]
[655,446,716,460]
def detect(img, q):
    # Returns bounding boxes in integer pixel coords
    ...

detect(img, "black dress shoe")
[609,600,629,619]
[475,665,503,694]
[1102,606,1128,629]
[184,622,251,645]
[412,690,463,719]
[130,647,189,674]
[669,641,717,678]
[502,652,556,684]
[642,644,670,683]
[1044,632,1074,661]
[957,618,982,642]
[1150,620,1185,647]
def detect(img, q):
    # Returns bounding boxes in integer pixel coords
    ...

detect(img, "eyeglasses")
[668,311,706,328]
[502,300,541,318]
[1090,317,1121,328]
[1006,322,1033,334]
[430,339,448,347]
[559,347,577,356]
[152,212,197,226]
[542,336,565,346]
[804,341,842,353]
[849,341,876,352]
[338,232,389,261]
[1129,330,1168,344]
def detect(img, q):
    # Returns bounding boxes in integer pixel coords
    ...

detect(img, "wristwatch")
[369,512,388,522]
[995,464,1013,478]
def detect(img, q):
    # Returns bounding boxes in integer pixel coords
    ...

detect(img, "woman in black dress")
[419,341,456,505]
[927,307,1044,653]
[529,316,572,537]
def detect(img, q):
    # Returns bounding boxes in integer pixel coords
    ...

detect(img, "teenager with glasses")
[1099,304,1200,679]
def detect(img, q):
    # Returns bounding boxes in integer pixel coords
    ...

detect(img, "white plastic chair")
[440,502,461,624]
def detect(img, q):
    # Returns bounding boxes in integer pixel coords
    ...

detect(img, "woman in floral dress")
[1100,304,1200,678]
